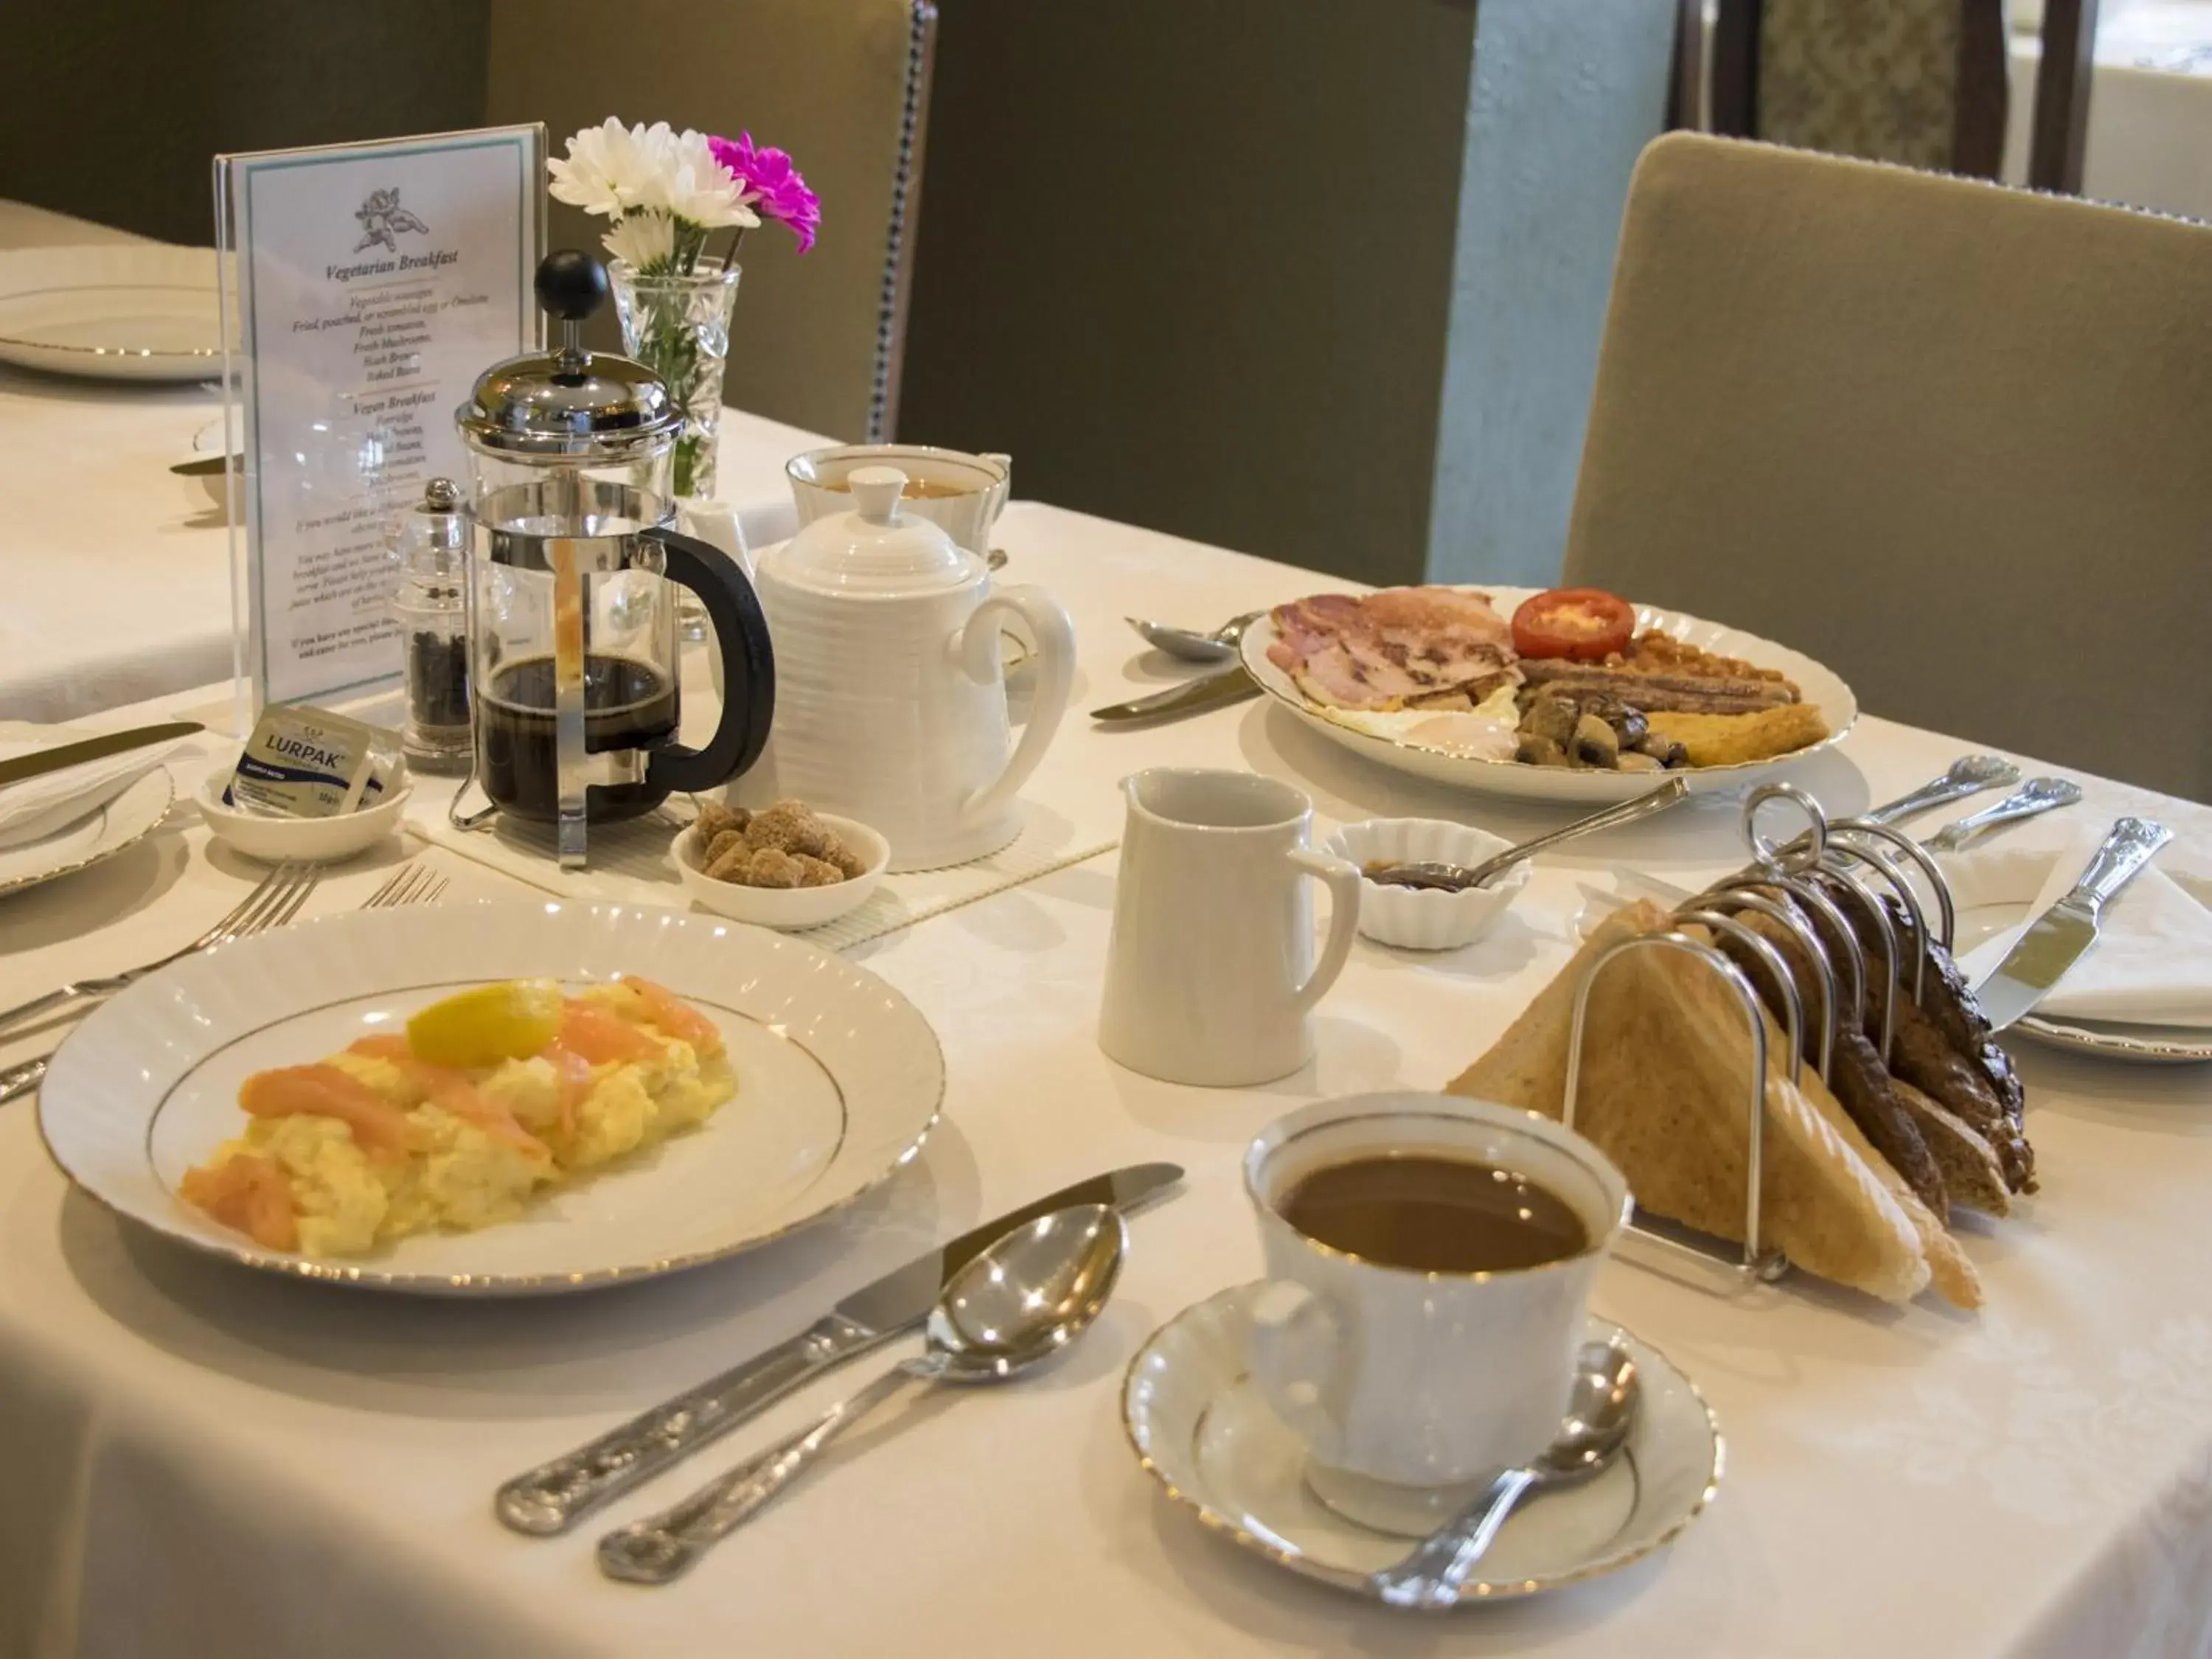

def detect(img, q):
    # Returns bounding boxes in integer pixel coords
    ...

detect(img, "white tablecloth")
[0,202,829,725]
[4,500,2212,1658]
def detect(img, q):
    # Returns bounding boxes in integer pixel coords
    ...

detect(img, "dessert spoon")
[598,1203,1127,1584]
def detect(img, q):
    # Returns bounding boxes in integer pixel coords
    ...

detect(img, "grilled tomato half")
[1510,588,1635,661]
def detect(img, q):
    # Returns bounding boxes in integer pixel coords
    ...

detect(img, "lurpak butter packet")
[226,706,387,818]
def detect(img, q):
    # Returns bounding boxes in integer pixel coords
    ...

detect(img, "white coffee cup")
[1098,769,1360,1088]
[786,443,1011,556]
[1244,1092,1630,1535]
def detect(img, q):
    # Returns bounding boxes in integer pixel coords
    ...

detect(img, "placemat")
[416,799,1116,953]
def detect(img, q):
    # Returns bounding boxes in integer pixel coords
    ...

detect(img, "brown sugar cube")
[745,800,833,859]
[704,842,754,881]
[827,842,869,879]
[703,830,746,867]
[695,802,749,842]
[743,846,806,888]
[792,854,845,888]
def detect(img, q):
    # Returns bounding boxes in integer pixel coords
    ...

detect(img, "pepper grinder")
[389,477,473,773]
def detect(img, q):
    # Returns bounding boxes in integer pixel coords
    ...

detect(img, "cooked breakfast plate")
[38,900,945,1293]
[1240,585,1857,802]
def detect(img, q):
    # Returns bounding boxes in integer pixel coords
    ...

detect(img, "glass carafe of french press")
[452,251,774,867]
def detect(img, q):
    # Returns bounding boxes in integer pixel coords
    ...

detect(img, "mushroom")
[1605,705,1649,749]
[1572,712,1621,769]
[1635,734,1688,768]
[1516,733,1569,768]
[1616,750,1664,773]
[1519,693,1579,748]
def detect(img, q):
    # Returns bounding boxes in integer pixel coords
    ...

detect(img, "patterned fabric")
[1759,0,1964,170]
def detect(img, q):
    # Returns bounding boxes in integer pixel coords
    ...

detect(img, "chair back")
[487,0,936,442]
[1562,134,2212,800]
[1711,0,2017,179]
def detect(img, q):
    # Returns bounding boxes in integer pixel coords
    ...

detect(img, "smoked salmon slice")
[240,1064,411,1161]
[557,999,666,1065]
[619,976,723,1056]
[347,1036,549,1161]
[181,1153,299,1251]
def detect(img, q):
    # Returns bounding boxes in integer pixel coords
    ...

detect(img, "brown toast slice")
[1446,902,1944,1305]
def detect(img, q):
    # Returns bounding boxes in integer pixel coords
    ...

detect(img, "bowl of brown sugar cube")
[672,798,891,931]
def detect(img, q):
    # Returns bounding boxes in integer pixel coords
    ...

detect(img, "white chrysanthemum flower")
[548,118,669,219]
[602,210,678,273]
[649,128,761,232]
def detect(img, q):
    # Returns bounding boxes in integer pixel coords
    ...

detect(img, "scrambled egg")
[187,983,737,1257]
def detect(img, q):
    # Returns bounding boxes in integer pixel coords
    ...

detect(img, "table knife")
[1975,816,2172,1032]
[1091,667,1259,723]
[0,721,203,789]
[494,1161,1184,1534]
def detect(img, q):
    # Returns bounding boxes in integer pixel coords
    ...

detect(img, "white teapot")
[745,465,1075,871]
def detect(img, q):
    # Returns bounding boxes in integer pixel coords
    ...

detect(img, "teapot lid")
[775,466,980,594]
[456,251,678,459]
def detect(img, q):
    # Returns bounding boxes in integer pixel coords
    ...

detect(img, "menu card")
[216,128,543,709]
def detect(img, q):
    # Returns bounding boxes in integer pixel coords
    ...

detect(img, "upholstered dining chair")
[485,0,936,442]
[1709,0,2100,192]
[1559,133,2212,801]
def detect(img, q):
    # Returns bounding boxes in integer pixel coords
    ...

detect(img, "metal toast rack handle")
[1564,783,1959,1295]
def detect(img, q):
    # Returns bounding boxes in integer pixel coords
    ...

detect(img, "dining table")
[0,198,831,726]
[4,467,2212,1658]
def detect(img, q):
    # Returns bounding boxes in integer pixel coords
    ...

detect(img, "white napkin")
[0,729,187,852]
[1948,827,2212,1028]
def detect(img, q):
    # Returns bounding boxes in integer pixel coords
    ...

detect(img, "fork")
[1923,777,2084,852]
[0,862,447,1105]
[0,861,319,1043]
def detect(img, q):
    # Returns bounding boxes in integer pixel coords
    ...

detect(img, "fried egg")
[1317,681,1521,762]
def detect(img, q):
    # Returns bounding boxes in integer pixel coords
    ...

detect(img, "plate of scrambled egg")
[38,899,945,1293]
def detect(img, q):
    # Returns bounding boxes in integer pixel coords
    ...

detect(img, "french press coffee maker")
[451,251,775,868]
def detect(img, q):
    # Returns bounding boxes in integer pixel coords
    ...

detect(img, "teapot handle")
[642,526,776,796]
[956,585,1074,827]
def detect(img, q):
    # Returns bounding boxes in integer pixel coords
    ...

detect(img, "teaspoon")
[1371,1338,1640,1608]
[1366,777,1688,892]
[1125,611,1264,664]
[598,1204,1127,1585]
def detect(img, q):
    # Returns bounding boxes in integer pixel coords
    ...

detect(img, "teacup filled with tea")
[786,443,1010,555]
[1243,1091,1630,1535]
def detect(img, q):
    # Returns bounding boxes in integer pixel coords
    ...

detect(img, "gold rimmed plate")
[0,245,223,382]
[1121,1284,1722,1604]
[0,725,176,900]
[37,899,945,1294]
[1240,586,1857,803]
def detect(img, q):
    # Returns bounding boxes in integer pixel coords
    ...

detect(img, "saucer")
[1121,1284,1721,1604]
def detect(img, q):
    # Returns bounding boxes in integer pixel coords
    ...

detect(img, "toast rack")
[1562,783,1960,1295]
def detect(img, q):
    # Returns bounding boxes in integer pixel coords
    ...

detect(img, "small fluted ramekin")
[1322,818,1530,951]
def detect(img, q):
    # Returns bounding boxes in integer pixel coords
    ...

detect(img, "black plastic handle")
[643,526,775,795]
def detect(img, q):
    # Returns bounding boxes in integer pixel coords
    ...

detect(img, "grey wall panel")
[1426,0,1676,588]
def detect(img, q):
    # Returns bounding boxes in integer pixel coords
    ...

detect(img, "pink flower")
[709,133,820,254]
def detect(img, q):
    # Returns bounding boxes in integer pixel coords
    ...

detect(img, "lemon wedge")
[405,980,563,1068]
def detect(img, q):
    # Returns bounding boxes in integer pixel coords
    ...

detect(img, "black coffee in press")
[1279,1154,1587,1273]
[476,653,677,822]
